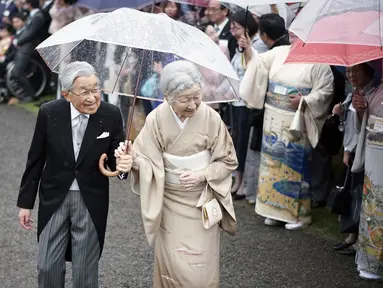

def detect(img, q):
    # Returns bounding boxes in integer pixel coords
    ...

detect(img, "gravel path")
[0,104,379,288]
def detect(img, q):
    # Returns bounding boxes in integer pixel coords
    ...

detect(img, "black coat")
[17,99,125,261]
[16,10,46,55]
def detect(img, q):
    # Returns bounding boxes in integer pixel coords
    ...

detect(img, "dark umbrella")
[77,0,157,11]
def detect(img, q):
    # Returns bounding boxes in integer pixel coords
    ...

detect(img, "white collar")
[29,8,39,18]
[70,103,89,120]
[42,0,53,9]
[170,105,188,130]
[215,18,229,34]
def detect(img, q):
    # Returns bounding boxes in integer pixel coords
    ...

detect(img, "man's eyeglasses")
[69,88,101,98]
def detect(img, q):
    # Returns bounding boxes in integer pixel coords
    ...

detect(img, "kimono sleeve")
[303,64,334,147]
[130,112,165,247]
[203,115,238,234]
[239,47,277,109]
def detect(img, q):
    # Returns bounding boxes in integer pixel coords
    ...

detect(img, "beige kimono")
[130,102,238,287]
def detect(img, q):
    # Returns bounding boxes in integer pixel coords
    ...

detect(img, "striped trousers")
[37,190,100,288]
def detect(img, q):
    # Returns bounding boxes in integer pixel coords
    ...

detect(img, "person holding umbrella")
[16,61,133,288]
[115,60,237,288]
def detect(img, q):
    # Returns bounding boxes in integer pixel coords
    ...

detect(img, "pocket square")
[96,132,110,139]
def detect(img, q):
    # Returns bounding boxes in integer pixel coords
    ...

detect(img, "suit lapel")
[56,100,75,165]
[76,110,103,167]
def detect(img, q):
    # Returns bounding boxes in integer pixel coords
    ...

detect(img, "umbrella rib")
[303,0,331,43]
[111,47,132,95]
[51,39,86,72]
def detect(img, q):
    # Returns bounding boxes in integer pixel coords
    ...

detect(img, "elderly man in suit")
[17,61,132,288]
[206,0,236,60]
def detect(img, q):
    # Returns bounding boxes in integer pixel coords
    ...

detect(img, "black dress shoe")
[233,194,246,201]
[312,201,326,208]
[337,247,356,256]
[333,241,354,250]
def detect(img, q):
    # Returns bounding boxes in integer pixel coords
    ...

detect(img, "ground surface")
[0,104,377,288]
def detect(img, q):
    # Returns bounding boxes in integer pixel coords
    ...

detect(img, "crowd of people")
[10,0,383,286]
[0,0,93,104]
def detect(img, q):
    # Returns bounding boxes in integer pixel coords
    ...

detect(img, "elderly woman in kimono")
[239,30,334,230]
[115,60,237,287]
[352,79,383,281]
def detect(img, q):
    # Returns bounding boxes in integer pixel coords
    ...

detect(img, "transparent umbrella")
[171,0,307,6]
[36,7,240,176]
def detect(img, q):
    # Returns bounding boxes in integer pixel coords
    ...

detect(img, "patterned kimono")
[130,102,237,287]
[356,84,383,276]
[239,45,334,224]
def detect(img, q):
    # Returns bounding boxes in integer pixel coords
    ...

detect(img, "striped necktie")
[73,114,88,160]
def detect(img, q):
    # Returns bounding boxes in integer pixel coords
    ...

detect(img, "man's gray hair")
[60,61,99,91]
[160,60,203,104]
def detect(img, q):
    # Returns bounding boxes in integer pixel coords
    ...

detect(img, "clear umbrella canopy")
[36,8,240,104]
[171,0,307,7]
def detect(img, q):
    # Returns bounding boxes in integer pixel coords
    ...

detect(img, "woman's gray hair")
[160,60,203,104]
[60,61,99,91]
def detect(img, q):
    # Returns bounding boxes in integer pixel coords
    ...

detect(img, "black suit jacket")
[17,99,125,260]
[17,10,45,55]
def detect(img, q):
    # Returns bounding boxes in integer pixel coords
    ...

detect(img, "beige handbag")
[202,198,223,229]
[289,96,305,139]
[197,186,223,229]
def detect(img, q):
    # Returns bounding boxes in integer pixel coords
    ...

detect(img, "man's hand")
[289,95,302,110]
[19,209,33,230]
[179,171,205,190]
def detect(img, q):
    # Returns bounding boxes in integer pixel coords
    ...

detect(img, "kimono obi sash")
[266,81,312,112]
[163,150,211,185]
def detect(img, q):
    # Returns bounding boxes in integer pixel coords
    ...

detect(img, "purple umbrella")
[77,0,158,11]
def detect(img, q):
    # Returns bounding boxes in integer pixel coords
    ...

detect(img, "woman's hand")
[238,34,251,50]
[332,103,342,116]
[352,91,367,113]
[238,33,252,64]
[116,154,133,173]
[343,151,351,167]
[115,140,137,161]
[289,94,302,110]
[179,171,205,190]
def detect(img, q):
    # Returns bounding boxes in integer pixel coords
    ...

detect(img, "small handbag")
[326,165,352,216]
[289,96,305,139]
[202,198,223,230]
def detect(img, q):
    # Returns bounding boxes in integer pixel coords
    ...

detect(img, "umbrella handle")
[99,153,121,177]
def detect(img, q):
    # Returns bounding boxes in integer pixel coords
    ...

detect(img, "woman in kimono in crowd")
[353,73,383,281]
[332,63,376,256]
[239,17,334,230]
[115,60,237,287]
